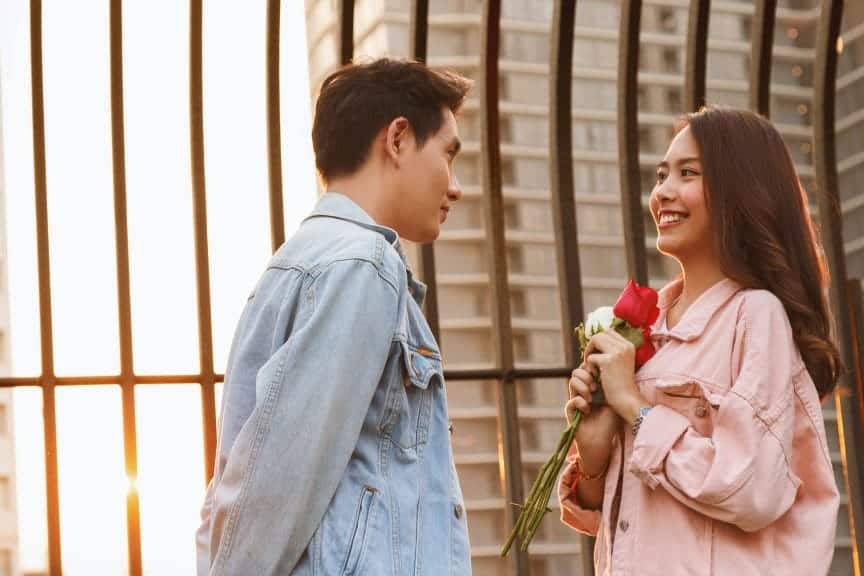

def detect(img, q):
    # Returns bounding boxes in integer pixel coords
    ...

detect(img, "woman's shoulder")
[730,287,803,371]
[732,287,789,328]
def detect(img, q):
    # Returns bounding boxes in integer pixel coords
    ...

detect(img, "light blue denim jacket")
[196,193,471,575]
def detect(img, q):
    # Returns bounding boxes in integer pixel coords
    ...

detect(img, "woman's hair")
[683,105,842,399]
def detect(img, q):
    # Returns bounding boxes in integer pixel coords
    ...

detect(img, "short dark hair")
[311,58,472,182]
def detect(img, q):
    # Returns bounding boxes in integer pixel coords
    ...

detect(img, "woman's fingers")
[565,396,590,422]
[569,373,595,404]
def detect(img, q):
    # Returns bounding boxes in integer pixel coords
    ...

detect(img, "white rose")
[585,306,615,337]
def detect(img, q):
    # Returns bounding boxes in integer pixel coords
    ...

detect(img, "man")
[196,58,472,575]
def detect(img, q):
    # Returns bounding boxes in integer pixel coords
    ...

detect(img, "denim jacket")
[196,193,472,575]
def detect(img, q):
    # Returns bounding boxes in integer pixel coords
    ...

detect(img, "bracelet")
[632,405,653,436]
[575,459,608,482]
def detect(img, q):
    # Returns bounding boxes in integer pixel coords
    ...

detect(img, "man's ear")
[384,117,411,166]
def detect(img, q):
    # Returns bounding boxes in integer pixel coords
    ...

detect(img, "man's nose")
[448,174,463,201]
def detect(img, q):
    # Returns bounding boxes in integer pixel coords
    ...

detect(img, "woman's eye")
[681,168,698,177]
[655,171,667,183]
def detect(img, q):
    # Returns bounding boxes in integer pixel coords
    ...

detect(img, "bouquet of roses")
[501,280,660,556]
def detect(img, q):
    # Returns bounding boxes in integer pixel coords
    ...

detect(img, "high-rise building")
[0,89,20,576]
[305,1,864,574]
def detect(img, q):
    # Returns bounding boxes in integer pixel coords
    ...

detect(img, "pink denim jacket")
[558,277,839,575]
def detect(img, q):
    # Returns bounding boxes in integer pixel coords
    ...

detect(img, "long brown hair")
[684,106,842,399]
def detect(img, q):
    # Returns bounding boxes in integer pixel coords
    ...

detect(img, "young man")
[196,58,472,575]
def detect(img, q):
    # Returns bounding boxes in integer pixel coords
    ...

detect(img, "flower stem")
[501,411,582,556]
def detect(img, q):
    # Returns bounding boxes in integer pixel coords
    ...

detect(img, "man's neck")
[326,169,395,229]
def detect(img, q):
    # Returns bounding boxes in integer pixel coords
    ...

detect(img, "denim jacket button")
[448,423,455,435]
[454,503,463,519]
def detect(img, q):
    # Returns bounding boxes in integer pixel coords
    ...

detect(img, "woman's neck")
[669,257,726,325]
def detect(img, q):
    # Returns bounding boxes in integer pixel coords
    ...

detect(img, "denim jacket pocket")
[379,341,442,451]
[402,341,442,390]
[341,485,376,575]
[654,378,720,437]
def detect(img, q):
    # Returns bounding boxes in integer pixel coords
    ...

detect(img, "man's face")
[394,109,463,243]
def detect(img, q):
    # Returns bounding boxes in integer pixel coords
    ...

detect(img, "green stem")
[501,411,582,556]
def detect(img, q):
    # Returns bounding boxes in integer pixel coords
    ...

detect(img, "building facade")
[305,0,864,574]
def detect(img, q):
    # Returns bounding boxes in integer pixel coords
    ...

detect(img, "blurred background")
[0,0,863,574]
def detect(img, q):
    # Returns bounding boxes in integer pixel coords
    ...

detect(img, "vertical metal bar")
[266,0,285,252]
[190,0,218,483]
[109,0,143,573]
[848,279,864,574]
[480,1,527,573]
[848,278,864,470]
[813,0,864,571]
[338,0,355,65]
[410,0,441,342]
[550,0,584,368]
[616,0,648,286]
[550,3,592,571]
[684,0,711,112]
[410,0,429,61]
[30,0,62,573]
[550,4,592,573]
[749,0,777,117]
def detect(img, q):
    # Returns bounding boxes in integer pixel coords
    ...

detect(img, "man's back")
[197,193,471,575]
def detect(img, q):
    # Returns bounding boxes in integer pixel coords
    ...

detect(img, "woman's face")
[649,125,714,263]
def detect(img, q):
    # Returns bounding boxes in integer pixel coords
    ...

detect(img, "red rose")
[613,279,660,328]
[635,326,655,368]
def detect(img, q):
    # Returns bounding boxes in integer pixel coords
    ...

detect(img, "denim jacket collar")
[305,192,427,304]
[652,276,743,342]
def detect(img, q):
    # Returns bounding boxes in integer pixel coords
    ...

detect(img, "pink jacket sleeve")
[629,293,802,532]
[558,442,603,535]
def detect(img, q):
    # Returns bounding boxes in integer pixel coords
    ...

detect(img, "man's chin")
[403,227,439,244]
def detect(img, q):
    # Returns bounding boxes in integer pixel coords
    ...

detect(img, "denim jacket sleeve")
[629,291,802,532]
[207,258,401,575]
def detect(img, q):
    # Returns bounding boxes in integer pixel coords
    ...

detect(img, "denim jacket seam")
[212,343,289,571]
[305,256,401,297]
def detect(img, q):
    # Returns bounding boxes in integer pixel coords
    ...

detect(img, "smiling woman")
[0,0,317,573]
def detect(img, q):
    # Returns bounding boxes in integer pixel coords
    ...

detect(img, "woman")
[559,106,841,575]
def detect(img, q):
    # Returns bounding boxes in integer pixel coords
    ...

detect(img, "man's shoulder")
[268,216,406,285]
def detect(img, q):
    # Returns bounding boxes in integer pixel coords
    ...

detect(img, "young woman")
[559,106,842,575]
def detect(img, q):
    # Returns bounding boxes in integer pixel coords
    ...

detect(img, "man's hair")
[312,58,472,183]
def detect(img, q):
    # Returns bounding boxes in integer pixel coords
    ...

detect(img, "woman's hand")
[566,366,619,473]
[583,329,648,426]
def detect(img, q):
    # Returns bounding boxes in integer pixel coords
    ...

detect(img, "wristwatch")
[631,405,653,437]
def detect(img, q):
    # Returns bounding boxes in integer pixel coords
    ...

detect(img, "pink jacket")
[558,278,839,575]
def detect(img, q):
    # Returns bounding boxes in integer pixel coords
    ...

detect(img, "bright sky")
[0,0,318,573]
